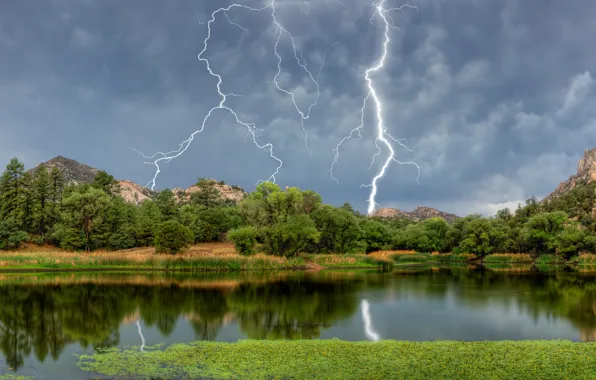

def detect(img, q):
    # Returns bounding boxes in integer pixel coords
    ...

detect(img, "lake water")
[1,265,596,379]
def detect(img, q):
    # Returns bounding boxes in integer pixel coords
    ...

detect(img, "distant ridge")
[373,206,459,223]
[27,156,245,205]
[28,156,154,204]
[28,155,100,185]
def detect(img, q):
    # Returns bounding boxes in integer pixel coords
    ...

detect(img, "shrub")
[228,226,258,255]
[263,215,320,257]
[154,220,194,254]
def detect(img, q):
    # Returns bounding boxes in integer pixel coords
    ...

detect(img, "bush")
[155,220,194,254]
[228,226,258,255]
[263,215,320,257]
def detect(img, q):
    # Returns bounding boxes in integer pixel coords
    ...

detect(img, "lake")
[1,265,596,379]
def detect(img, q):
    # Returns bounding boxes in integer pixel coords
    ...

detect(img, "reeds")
[483,253,534,263]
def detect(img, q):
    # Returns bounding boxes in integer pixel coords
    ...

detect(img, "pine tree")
[48,167,65,229]
[34,165,51,236]
[0,158,25,223]
[20,171,34,233]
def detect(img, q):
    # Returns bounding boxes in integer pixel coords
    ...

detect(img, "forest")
[2,156,596,260]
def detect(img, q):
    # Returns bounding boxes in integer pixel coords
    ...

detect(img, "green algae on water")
[77,339,596,380]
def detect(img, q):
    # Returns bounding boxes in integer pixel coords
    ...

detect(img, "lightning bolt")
[136,1,327,190]
[136,319,146,352]
[361,299,380,341]
[328,1,421,216]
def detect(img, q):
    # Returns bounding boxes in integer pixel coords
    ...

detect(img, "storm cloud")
[1,0,595,216]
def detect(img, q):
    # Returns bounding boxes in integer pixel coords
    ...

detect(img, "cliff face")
[545,148,596,201]
[373,206,459,223]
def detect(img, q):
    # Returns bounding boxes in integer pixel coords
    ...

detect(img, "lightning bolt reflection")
[361,299,380,341]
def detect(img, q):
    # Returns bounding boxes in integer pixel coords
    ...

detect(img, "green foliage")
[263,215,320,257]
[359,219,392,253]
[155,189,179,221]
[391,253,430,263]
[154,220,194,254]
[0,219,28,250]
[77,340,596,380]
[92,170,120,197]
[54,186,111,251]
[228,226,258,255]
[310,205,362,254]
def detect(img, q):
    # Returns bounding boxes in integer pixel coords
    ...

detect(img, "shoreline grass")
[0,244,590,272]
[484,253,534,264]
[76,339,596,380]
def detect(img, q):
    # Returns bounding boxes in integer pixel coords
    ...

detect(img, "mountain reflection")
[2,269,596,370]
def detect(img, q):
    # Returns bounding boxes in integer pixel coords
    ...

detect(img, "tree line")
[2,157,596,259]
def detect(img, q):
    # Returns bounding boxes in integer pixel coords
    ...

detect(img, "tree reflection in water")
[2,268,596,370]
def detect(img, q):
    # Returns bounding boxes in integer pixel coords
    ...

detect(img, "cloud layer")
[1,0,595,216]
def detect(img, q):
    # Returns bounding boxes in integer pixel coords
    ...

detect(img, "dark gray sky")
[1,0,595,216]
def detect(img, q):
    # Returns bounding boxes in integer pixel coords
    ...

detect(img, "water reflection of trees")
[0,274,362,369]
[3,269,596,370]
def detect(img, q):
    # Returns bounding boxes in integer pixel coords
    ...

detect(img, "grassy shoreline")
[1,244,593,272]
[76,339,596,379]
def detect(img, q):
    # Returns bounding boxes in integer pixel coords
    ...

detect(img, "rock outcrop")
[28,156,154,204]
[117,180,152,205]
[544,148,596,201]
[373,206,459,223]
[173,182,246,203]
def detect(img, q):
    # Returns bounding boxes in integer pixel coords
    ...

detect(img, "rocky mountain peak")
[545,148,596,200]
[373,206,458,223]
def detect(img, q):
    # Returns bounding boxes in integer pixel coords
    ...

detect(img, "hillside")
[545,148,596,201]
[28,156,245,205]
[373,206,459,223]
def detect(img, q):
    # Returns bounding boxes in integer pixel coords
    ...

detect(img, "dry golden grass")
[0,243,305,271]
[369,250,416,260]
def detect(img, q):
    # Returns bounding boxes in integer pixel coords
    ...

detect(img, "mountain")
[544,148,596,201]
[28,156,245,205]
[373,206,459,223]
[28,156,100,185]
[28,156,155,204]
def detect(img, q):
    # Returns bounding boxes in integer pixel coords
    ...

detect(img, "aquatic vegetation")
[431,253,477,262]
[484,253,534,263]
[77,340,596,380]
[390,253,430,263]
[0,375,32,380]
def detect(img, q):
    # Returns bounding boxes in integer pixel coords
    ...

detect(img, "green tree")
[421,217,451,252]
[263,215,320,257]
[523,212,567,256]
[155,189,179,221]
[154,220,193,254]
[554,225,587,260]
[92,171,120,197]
[48,167,65,229]
[0,158,25,223]
[34,164,52,236]
[310,205,362,254]
[190,178,226,208]
[136,200,162,246]
[54,186,111,251]
[360,219,392,253]
[228,226,258,255]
